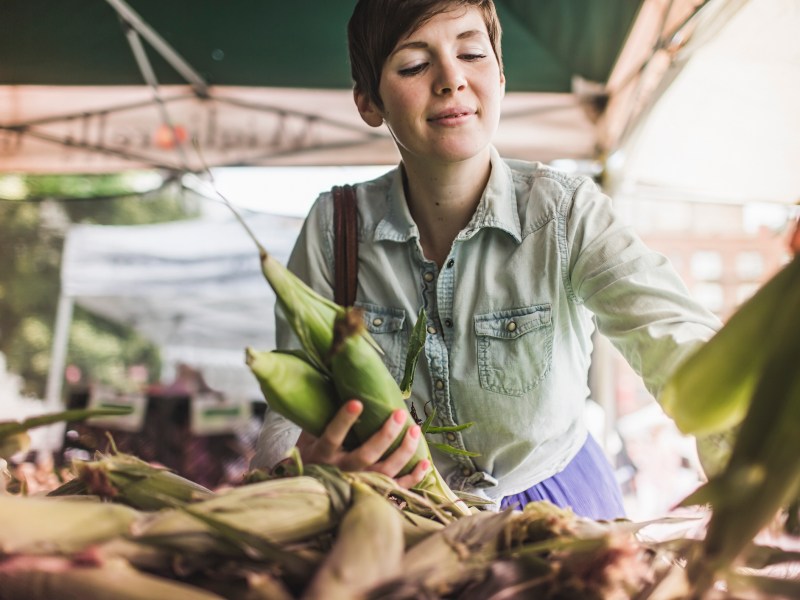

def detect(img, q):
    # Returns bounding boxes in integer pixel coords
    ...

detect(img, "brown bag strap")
[332,184,358,307]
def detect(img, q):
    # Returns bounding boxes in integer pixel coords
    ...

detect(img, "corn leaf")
[400,307,428,399]
[0,406,134,438]
[429,442,481,458]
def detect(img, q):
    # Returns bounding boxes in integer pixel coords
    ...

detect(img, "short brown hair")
[348,0,503,110]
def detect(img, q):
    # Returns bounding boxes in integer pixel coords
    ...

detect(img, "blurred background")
[2,0,798,517]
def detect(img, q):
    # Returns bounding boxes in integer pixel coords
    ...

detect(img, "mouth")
[428,108,475,122]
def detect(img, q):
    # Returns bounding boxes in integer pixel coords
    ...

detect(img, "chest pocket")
[474,304,553,396]
[357,303,408,385]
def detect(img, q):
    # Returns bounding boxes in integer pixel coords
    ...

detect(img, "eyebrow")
[391,29,487,55]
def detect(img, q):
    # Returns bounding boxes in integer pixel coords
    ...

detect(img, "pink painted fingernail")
[409,425,420,439]
[420,459,430,471]
[346,400,362,414]
[392,410,405,424]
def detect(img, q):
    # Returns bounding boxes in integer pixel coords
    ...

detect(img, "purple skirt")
[500,434,626,520]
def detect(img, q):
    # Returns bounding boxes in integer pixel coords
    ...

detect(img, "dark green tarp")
[1,0,642,91]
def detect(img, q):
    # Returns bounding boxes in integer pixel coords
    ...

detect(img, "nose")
[434,58,466,95]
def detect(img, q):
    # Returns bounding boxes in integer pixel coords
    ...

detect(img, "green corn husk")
[259,248,344,373]
[0,495,140,555]
[246,348,338,438]
[329,310,429,474]
[302,481,405,600]
[134,476,337,556]
[49,451,215,510]
[682,309,800,587]
[330,309,470,515]
[0,556,224,600]
[660,254,800,436]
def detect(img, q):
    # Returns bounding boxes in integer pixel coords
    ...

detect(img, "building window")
[735,251,764,281]
[690,251,723,281]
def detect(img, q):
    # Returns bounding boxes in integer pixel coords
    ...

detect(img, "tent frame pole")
[45,294,74,410]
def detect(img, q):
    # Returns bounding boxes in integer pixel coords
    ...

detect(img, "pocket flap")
[357,303,406,334]
[474,305,551,340]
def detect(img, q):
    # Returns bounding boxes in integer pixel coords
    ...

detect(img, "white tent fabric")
[58,213,304,400]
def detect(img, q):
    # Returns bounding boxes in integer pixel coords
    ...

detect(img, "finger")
[344,409,406,469]
[371,424,422,477]
[316,400,362,454]
[394,458,431,490]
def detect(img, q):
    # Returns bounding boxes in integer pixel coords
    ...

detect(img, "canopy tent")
[57,212,304,400]
[0,0,643,172]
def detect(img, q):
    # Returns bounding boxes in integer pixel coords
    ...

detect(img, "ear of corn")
[0,556,225,600]
[329,309,429,472]
[660,254,800,436]
[259,250,344,373]
[135,476,337,552]
[246,348,339,438]
[48,451,215,510]
[302,480,405,600]
[0,495,140,555]
[180,503,318,582]
[329,308,471,515]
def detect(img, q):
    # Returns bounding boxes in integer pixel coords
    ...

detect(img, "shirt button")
[506,321,517,332]
[423,272,434,282]
[435,379,444,390]
[427,325,437,335]
[372,317,384,327]
[446,258,455,269]
[461,466,473,477]
[446,432,457,442]
[444,318,453,328]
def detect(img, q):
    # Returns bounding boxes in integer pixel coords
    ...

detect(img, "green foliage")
[0,173,200,397]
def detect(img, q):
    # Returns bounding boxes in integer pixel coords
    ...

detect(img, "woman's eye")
[460,53,487,62]
[398,63,427,77]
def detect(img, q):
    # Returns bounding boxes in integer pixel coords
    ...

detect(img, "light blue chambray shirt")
[252,146,721,503]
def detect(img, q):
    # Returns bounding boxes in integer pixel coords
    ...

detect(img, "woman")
[252,0,720,519]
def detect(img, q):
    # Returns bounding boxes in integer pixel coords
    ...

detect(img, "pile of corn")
[1,452,673,600]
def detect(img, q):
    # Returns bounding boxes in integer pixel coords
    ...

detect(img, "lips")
[428,107,475,121]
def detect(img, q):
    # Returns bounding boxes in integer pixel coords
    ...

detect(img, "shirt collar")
[374,146,522,244]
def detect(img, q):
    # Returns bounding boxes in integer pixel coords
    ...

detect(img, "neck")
[401,150,492,266]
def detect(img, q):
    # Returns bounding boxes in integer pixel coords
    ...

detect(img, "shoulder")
[501,158,601,228]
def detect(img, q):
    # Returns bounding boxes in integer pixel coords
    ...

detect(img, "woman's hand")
[295,399,430,489]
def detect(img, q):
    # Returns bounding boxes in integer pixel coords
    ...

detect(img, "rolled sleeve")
[565,179,721,398]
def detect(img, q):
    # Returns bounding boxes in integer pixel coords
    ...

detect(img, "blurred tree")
[0,172,201,397]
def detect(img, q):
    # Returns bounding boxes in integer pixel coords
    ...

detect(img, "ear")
[354,88,384,128]
[499,71,506,99]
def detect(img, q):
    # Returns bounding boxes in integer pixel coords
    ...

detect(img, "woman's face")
[357,6,505,168]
